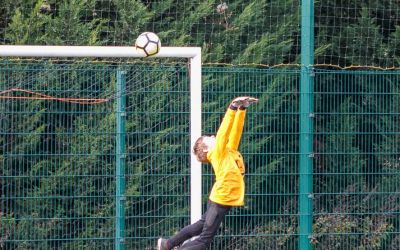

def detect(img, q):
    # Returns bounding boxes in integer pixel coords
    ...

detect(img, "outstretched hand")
[231,96,258,109]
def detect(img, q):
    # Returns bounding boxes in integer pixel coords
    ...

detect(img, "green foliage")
[5,0,108,45]
[2,0,400,67]
[110,0,153,45]
[1,65,400,249]
[1,0,400,249]
[315,0,400,68]
[313,213,394,249]
[237,217,297,249]
[312,70,400,249]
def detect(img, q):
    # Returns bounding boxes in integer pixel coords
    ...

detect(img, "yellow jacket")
[207,108,246,206]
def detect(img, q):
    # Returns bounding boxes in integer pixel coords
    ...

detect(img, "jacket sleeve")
[214,108,236,156]
[227,109,246,150]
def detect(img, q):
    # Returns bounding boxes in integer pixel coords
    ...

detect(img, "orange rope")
[0,88,110,104]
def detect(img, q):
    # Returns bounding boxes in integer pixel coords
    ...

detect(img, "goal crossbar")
[0,45,200,58]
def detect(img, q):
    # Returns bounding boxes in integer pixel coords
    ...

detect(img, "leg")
[178,201,230,250]
[167,216,205,247]
[164,202,214,249]
[158,219,205,250]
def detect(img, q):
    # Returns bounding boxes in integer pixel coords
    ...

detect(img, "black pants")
[168,200,231,250]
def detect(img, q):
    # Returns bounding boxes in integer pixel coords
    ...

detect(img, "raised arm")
[227,96,258,150]
[227,109,246,150]
[214,97,258,154]
[214,107,236,156]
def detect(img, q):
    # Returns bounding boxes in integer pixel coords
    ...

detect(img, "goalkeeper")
[158,96,258,250]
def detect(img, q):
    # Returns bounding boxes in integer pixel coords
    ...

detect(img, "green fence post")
[299,0,314,249]
[116,70,126,250]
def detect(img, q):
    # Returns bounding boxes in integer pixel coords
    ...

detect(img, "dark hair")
[193,136,210,163]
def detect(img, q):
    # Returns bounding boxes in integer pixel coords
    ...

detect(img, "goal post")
[0,45,203,227]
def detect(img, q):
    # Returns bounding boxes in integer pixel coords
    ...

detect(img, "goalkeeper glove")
[230,96,258,109]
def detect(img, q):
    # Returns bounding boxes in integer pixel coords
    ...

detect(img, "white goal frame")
[0,45,203,224]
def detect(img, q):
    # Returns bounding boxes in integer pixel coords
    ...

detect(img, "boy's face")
[202,136,216,153]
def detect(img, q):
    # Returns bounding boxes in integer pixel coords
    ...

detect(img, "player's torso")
[209,149,245,206]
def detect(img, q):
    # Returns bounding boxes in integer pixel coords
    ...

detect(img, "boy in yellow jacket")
[158,96,258,250]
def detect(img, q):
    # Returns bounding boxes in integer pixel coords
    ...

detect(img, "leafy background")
[1,1,400,249]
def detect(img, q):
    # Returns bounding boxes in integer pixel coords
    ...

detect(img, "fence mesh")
[313,70,400,249]
[1,62,400,249]
[0,61,300,249]
[1,1,400,249]
[202,68,300,249]
[314,1,400,69]
[0,62,116,249]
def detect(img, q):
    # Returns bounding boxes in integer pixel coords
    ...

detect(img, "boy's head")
[193,135,216,163]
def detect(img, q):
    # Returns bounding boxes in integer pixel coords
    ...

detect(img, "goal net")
[0,46,201,249]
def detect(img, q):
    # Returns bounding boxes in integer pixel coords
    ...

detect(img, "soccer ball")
[135,32,161,57]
